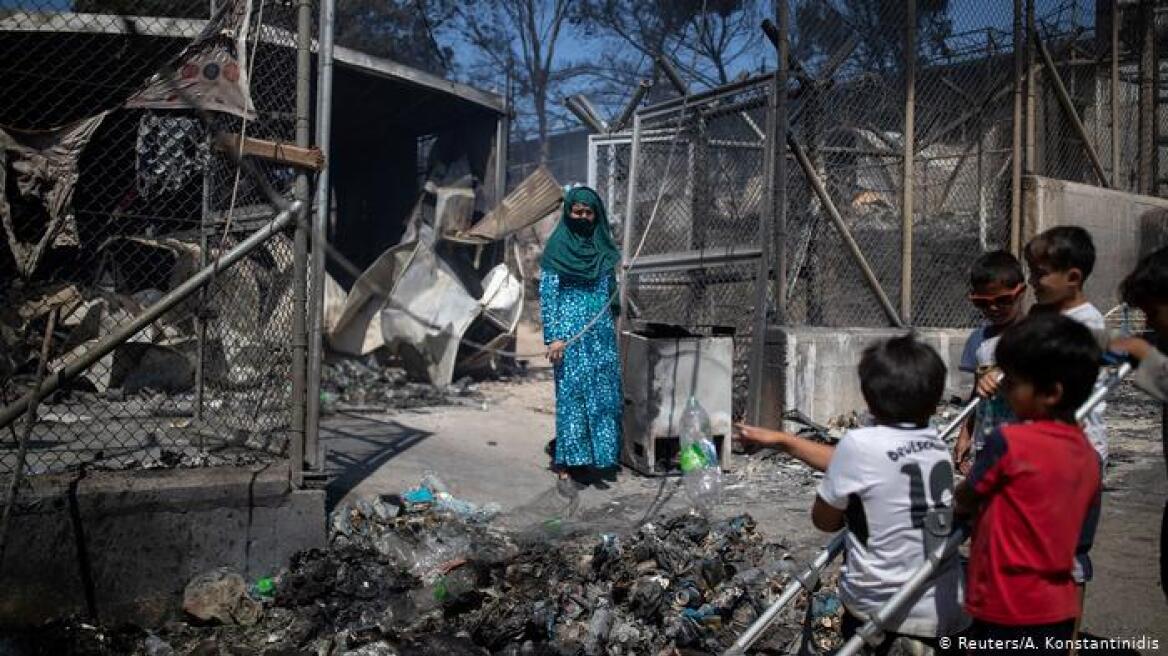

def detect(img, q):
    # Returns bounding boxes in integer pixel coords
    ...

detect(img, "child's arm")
[1111,336,1168,403]
[735,424,835,472]
[811,495,845,532]
[954,478,980,517]
[956,427,1010,516]
[953,412,975,475]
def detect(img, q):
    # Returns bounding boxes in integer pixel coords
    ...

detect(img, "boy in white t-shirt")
[1024,225,1107,589]
[1024,226,1108,466]
[954,251,1026,475]
[737,335,970,652]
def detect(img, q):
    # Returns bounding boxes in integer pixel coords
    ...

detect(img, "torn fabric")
[125,0,256,120]
[136,112,210,199]
[0,112,108,276]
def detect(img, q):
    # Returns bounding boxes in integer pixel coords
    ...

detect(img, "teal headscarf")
[540,185,621,282]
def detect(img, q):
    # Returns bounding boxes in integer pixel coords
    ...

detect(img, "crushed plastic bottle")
[250,576,275,599]
[677,396,722,516]
[585,597,614,656]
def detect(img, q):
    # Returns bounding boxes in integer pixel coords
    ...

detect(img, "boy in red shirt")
[956,313,1102,652]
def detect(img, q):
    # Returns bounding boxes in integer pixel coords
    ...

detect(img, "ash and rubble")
[3,484,846,656]
[318,358,491,415]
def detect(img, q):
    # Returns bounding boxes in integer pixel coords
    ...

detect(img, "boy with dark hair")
[957,313,1102,651]
[738,334,969,653]
[1109,245,1168,601]
[1024,226,1108,589]
[954,251,1027,474]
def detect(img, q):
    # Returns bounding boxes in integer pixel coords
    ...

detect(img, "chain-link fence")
[603,0,1159,419]
[623,79,770,417]
[0,1,304,477]
[588,133,634,246]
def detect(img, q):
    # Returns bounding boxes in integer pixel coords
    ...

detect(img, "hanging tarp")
[0,112,109,276]
[125,0,257,120]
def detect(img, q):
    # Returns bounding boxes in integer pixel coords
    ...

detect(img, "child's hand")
[954,442,971,474]
[974,367,1002,398]
[1109,336,1152,362]
[734,424,791,449]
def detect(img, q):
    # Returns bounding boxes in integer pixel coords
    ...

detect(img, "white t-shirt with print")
[817,425,970,637]
[1063,302,1108,465]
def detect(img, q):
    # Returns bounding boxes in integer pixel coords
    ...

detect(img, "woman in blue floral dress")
[540,185,623,481]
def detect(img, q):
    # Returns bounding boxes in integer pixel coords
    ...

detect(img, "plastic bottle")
[250,576,275,599]
[677,396,722,515]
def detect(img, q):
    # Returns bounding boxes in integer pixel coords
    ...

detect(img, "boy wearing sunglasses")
[954,251,1026,475]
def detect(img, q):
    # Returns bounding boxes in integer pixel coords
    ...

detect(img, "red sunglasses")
[968,284,1024,309]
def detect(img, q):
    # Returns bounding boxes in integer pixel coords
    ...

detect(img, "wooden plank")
[214,133,324,171]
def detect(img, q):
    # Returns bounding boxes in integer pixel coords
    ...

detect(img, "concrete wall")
[0,462,325,628]
[1024,176,1168,312]
[759,327,973,430]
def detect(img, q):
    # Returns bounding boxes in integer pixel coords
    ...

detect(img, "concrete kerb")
[0,460,325,628]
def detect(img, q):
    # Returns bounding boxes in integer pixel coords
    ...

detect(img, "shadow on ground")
[322,412,432,510]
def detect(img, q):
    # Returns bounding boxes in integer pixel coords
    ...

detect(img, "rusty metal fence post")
[1011,0,1024,255]
[305,0,336,477]
[902,0,917,325]
[289,0,312,487]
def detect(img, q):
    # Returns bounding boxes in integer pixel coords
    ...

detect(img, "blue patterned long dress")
[540,269,622,468]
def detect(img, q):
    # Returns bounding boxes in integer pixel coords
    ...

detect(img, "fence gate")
[619,77,773,421]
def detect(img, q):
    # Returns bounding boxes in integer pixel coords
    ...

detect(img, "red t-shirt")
[965,420,1101,625]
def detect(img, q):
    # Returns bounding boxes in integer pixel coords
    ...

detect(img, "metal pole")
[1033,31,1112,187]
[619,113,642,332]
[496,80,510,205]
[748,9,781,425]
[305,0,335,474]
[836,526,971,656]
[289,0,311,487]
[789,134,904,328]
[287,0,310,485]
[1138,0,1156,195]
[901,0,916,325]
[0,308,57,568]
[776,0,789,324]
[1011,0,1024,255]
[613,80,652,133]
[1025,0,1037,175]
[196,160,210,425]
[0,206,300,432]
[722,532,846,656]
[1111,0,1121,190]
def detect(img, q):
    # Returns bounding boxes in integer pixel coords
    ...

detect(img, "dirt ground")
[319,324,1168,653]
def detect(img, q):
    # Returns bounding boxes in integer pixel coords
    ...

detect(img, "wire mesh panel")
[624,80,770,417]
[0,1,302,477]
[587,134,634,248]
[911,2,1017,328]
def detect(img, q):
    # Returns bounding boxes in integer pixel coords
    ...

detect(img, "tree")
[334,0,456,76]
[572,0,764,117]
[446,0,577,164]
[791,0,952,75]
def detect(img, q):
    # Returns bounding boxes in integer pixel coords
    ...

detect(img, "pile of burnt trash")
[320,358,488,414]
[4,495,844,656]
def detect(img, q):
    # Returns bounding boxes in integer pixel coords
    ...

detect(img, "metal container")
[620,324,734,475]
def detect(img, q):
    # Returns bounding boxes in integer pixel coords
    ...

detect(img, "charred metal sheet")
[447,166,562,244]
